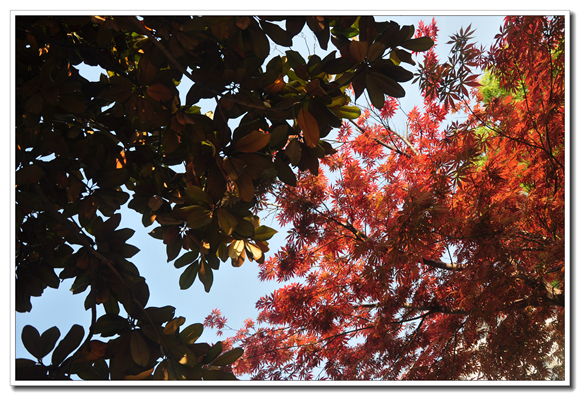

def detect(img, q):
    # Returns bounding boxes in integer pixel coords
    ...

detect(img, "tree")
[207,16,566,380]
[14,15,433,380]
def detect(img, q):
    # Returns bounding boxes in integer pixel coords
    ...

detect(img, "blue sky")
[13,13,512,377]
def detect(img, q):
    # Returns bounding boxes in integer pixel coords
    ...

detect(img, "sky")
[10,11,568,387]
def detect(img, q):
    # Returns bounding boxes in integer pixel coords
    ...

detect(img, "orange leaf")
[235,130,271,153]
[297,107,319,148]
[147,83,174,102]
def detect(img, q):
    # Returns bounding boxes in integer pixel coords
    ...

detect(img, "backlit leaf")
[253,225,277,241]
[130,331,150,367]
[147,83,174,102]
[179,323,204,345]
[212,347,244,366]
[235,130,271,153]
[297,107,319,148]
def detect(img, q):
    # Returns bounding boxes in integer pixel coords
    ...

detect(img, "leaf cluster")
[15,15,432,381]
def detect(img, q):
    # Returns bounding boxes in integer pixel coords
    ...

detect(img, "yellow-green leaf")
[217,208,238,235]
[253,225,277,241]
[179,323,204,345]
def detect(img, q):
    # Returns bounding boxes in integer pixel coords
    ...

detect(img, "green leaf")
[330,105,361,120]
[233,218,256,239]
[261,20,293,46]
[365,73,386,109]
[179,262,199,290]
[183,186,213,206]
[179,323,204,345]
[170,345,197,367]
[253,225,278,241]
[285,50,306,68]
[202,341,223,364]
[143,306,176,324]
[212,347,244,366]
[174,251,199,269]
[51,324,85,366]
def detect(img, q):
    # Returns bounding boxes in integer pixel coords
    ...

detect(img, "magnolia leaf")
[202,341,223,364]
[285,138,302,166]
[235,130,271,153]
[232,218,255,239]
[330,105,361,120]
[163,316,186,335]
[51,324,85,367]
[368,71,406,99]
[366,73,386,109]
[130,331,150,367]
[21,325,43,360]
[198,261,214,293]
[253,225,277,241]
[274,156,297,187]
[179,323,204,345]
[261,20,293,46]
[174,251,199,269]
[125,367,155,380]
[297,107,319,148]
[217,208,238,235]
[367,41,386,62]
[147,83,174,102]
[349,40,369,62]
[170,345,197,367]
[38,327,61,360]
[400,36,435,52]
[179,261,199,290]
[186,207,213,229]
[183,186,213,206]
[212,347,244,366]
[245,241,263,261]
[235,172,254,202]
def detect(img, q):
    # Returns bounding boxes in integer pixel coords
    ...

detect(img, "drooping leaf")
[129,330,150,367]
[179,261,199,290]
[297,107,320,148]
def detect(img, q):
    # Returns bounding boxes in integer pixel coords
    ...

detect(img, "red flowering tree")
[206,16,565,380]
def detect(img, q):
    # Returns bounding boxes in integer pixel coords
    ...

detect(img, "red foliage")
[205,16,565,380]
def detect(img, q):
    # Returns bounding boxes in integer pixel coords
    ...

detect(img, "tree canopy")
[15,15,434,380]
[205,16,566,380]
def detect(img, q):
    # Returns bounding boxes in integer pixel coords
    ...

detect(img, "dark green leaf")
[179,262,199,290]
[51,324,85,366]
[212,347,244,366]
